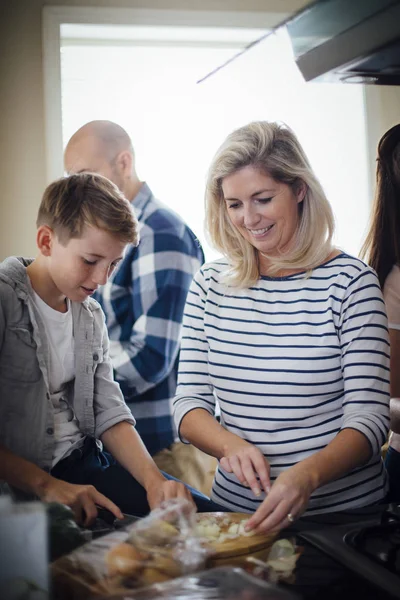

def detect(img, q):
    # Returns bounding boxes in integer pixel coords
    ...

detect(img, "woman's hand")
[145,475,196,511]
[38,476,123,526]
[245,463,316,533]
[220,441,271,497]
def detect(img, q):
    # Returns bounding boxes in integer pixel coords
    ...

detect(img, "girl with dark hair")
[361,123,400,502]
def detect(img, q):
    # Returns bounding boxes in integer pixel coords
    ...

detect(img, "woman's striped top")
[173,253,390,514]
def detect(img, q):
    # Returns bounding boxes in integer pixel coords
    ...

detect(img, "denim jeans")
[384,445,400,503]
[51,437,227,516]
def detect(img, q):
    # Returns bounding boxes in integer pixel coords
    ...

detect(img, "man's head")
[64,120,141,201]
[35,173,139,303]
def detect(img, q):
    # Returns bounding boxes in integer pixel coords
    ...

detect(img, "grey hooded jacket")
[0,257,135,473]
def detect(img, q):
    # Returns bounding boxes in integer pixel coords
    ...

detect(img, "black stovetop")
[283,503,400,600]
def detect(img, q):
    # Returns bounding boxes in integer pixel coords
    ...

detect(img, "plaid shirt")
[94,183,204,455]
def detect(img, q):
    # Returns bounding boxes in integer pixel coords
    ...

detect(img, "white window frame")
[42,5,288,183]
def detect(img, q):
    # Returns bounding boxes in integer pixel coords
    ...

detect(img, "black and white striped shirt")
[173,253,390,514]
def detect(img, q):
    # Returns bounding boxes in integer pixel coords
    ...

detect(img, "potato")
[195,515,255,544]
[106,543,144,576]
[147,554,182,577]
[140,567,171,584]
[130,520,179,546]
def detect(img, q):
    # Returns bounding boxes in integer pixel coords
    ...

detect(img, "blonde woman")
[173,121,390,533]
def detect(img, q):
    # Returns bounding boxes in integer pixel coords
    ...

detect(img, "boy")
[64,121,215,498]
[0,173,211,525]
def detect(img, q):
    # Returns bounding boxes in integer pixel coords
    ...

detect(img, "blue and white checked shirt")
[94,183,204,455]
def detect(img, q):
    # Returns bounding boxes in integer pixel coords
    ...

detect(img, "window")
[61,25,369,260]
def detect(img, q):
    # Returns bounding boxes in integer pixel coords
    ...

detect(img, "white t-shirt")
[32,291,84,466]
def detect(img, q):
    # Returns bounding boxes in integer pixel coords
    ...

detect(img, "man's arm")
[105,229,203,396]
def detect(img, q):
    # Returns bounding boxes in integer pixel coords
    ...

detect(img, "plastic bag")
[52,499,209,599]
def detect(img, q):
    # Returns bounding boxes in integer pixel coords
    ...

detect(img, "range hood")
[286,0,400,84]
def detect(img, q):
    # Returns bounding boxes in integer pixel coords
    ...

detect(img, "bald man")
[64,121,215,492]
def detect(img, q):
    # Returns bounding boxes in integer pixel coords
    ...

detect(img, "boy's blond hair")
[37,173,139,246]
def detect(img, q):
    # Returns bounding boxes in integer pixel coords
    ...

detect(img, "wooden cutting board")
[196,512,277,562]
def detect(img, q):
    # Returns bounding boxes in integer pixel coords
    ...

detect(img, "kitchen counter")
[51,503,400,599]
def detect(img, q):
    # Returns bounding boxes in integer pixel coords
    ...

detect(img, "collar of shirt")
[131,182,152,221]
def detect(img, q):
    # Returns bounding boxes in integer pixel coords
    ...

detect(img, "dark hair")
[37,173,139,246]
[361,124,400,288]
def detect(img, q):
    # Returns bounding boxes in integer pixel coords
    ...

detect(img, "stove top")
[346,521,400,576]
[297,504,400,599]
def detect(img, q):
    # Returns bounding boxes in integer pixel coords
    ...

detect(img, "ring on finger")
[287,512,295,523]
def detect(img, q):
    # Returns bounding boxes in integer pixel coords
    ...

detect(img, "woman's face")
[221,165,304,263]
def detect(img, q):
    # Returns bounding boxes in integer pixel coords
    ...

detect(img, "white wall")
[61,28,370,258]
[0,0,309,259]
[0,0,399,259]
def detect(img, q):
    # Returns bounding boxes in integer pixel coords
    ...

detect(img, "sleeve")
[93,311,136,439]
[339,266,390,455]
[172,268,216,443]
[110,227,204,397]
[383,265,400,330]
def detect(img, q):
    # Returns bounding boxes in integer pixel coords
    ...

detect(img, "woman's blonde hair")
[205,121,334,287]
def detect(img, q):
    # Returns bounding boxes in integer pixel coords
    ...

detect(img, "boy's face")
[47,225,126,303]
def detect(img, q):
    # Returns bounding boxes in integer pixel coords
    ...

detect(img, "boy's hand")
[38,476,123,526]
[145,476,196,511]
